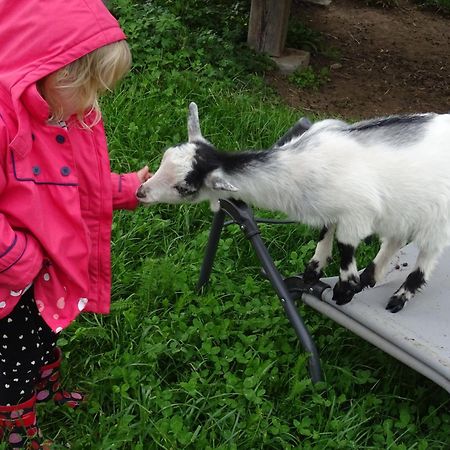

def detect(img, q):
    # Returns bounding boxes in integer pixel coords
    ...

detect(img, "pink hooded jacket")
[0,1,141,331]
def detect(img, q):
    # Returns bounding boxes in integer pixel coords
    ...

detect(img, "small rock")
[272,48,310,75]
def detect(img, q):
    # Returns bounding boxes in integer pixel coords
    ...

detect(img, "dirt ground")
[266,0,450,119]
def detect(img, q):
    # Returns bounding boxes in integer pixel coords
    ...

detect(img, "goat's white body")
[137,109,450,311]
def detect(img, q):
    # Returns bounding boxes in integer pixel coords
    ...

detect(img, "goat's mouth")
[135,185,153,204]
[136,197,153,205]
[136,197,153,206]
[136,194,156,205]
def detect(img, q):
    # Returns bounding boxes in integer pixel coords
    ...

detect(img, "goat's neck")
[216,149,319,220]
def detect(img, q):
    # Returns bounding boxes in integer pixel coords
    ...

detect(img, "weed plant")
[418,0,450,13]
[6,1,448,449]
[288,66,331,91]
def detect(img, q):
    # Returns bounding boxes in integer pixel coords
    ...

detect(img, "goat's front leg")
[386,246,441,313]
[303,224,336,283]
[359,237,404,290]
[332,239,361,305]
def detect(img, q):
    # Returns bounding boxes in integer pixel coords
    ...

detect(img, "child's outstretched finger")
[137,165,152,183]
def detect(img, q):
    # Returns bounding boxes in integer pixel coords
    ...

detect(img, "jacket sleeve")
[111,171,141,210]
[0,121,45,289]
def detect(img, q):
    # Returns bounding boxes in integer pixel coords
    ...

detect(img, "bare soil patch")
[266,0,450,119]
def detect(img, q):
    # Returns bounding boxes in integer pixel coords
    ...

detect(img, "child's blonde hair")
[39,40,131,126]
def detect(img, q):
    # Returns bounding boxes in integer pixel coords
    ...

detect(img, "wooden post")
[247,0,292,57]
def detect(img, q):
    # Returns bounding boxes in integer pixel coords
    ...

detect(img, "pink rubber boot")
[35,348,84,409]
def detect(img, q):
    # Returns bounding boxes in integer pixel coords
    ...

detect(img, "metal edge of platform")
[302,291,450,393]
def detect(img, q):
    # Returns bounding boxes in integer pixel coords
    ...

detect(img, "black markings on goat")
[337,242,355,271]
[348,114,431,132]
[332,277,360,305]
[404,268,426,294]
[303,260,321,283]
[359,262,376,289]
[272,118,312,148]
[386,268,426,313]
[184,142,272,193]
[183,143,218,192]
[174,184,197,198]
[345,114,433,146]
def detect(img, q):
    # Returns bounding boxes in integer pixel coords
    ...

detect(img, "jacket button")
[60,166,71,176]
[56,134,65,144]
[32,166,41,175]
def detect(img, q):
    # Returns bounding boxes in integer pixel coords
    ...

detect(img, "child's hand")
[137,165,152,183]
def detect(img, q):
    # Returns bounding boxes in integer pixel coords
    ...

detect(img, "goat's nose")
[136,185,147,199]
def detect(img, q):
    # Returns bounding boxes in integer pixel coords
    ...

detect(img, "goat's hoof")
[332,280,358,305]
[303,261,322,284]
[386,295,407,313]
[359,263,376,290]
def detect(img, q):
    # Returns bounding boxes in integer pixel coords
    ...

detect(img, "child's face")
[40,71,84,121]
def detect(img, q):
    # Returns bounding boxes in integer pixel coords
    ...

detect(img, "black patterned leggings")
[0,287,57,406]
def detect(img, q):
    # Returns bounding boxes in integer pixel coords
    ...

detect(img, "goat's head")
[136,103,238,208]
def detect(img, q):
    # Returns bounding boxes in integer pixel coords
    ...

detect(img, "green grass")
[6,2,450,449]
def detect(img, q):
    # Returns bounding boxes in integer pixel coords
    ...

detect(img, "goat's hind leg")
[359,237,404,290]
[386,246,442,313]
[303,224,336,283]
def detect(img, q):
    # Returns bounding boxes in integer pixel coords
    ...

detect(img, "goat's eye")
[174,184,196,197]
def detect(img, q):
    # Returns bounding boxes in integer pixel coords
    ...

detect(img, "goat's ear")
[187,102,210,144]
[204,172,238,192]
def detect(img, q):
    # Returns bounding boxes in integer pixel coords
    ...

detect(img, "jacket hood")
[0,0,126,156]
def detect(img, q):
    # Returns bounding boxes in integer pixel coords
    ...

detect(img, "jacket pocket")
[10,149,78,186]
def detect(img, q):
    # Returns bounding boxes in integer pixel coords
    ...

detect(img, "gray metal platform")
[302,244,450,393]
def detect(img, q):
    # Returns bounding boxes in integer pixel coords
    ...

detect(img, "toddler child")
[0,0,150,447]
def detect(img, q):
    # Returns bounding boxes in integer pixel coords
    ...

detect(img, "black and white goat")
[137,103,450,312]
